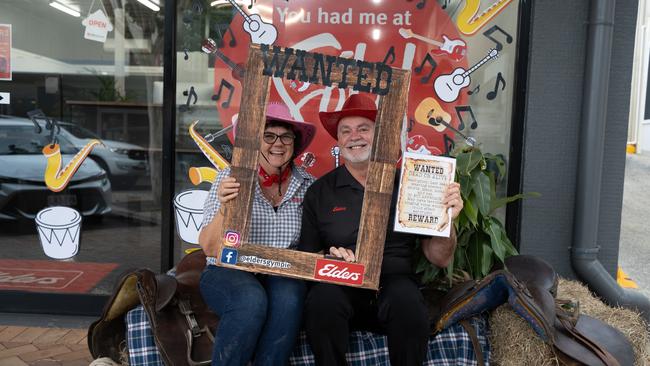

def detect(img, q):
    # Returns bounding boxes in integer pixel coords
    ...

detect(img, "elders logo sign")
[314,259,365,286]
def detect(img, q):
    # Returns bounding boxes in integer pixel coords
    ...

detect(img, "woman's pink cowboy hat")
[318,94,378,140]
[234,102,316,156]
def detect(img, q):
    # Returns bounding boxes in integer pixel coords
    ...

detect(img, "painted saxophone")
[42,140,102,192]
[188,121,230,185]
[456,0,513,35]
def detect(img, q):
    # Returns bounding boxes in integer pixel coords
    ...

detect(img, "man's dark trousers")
[303,274,430,366]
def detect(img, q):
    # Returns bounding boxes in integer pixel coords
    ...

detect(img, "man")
[298,94,463,366]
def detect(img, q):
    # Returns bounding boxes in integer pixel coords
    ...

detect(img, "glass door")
[0,0,165,314]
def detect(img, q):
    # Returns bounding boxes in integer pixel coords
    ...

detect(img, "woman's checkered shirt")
[201,166,315,249]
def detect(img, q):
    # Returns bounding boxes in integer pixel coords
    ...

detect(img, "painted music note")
[214,25,238,49]
[486,72,506,100]
[183,48,189,60]
[483,25,513,52]
[179,87,198,112]
[456,0,514,35]
[443,134,455,156]
[417,0,427,9]
[434,48,498,102]
[382,46,396,65]
[414,53,437,84]
[455,105,478,130]
[225,0,277,45]
[398,28,466,61]
[467,85,480,96]
[213,79,234,109]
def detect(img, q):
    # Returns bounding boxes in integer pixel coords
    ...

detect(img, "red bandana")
[258,166,291,187]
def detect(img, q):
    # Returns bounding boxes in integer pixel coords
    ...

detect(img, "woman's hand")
[217,176,240,204]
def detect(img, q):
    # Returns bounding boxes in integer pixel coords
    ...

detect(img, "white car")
[57,122,148,188]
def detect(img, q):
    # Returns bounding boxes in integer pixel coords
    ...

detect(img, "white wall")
[630,0,650,154]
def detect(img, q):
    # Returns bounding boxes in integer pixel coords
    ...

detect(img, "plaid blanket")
[126,305,489,366]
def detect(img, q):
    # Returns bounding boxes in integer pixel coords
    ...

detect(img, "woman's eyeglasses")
[263,132,295,145]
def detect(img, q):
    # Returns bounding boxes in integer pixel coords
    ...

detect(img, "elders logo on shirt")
[314,259,365,286]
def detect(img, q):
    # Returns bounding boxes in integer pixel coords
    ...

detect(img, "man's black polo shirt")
[298,165,417,276]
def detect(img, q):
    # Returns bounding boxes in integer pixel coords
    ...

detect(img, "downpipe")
[572,0,650,321]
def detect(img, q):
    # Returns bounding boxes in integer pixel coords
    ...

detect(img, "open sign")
[82,10,113,43]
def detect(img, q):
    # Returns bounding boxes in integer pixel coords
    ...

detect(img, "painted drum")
[174,189,209,245]
[35,206,82,259]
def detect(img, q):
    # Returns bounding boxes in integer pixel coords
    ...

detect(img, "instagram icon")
[223,230,241,248]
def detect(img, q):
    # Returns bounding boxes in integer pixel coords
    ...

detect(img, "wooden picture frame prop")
[214,43,411,290]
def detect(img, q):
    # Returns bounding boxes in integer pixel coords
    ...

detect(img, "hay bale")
[488,278,650,366]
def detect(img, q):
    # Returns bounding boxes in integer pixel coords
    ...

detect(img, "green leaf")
[501,231,519,256]
[484,153,507,183]
[467,233,492,279]
[415,254,430,274]
[484,218,506,262]
[490,192,541,213]
[459,174,472,198]
[454,245,467,271]
[481,244,494,276]
[457,209,468,228]
[421,265,440,284]
[463,194,479,227]
[456,149,483,176]
[471,172,491,216]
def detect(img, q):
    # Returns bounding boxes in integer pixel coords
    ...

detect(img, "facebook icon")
[221,248,238,265]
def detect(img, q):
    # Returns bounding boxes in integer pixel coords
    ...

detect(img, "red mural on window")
[211,0,471,178]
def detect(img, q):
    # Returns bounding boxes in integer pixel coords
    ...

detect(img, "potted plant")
[415,146,538,285]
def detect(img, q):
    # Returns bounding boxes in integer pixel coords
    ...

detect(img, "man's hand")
[329,246,356,262]
[442,182,463,220]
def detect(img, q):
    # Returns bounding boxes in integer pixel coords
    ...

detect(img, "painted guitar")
[43,140,102,192]
[434,48,498,103]
[398,28,466,61]
[414,97,452,132]
[202,38,246,81]
[225,0,277,45]
[456,0,514,35]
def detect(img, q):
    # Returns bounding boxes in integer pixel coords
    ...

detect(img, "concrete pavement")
[619,152,650,299]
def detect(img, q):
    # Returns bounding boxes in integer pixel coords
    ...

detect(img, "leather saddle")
[88,250,218,366]
[429,255,634,366]
[138,250,218,366]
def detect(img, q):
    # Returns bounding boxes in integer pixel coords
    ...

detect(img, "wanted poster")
[394,152,456,237]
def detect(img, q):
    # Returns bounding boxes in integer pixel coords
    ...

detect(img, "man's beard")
[340,145,371,164]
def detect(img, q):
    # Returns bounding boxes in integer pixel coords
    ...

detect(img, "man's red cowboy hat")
[234,102,316,156]
[319,94,377,140]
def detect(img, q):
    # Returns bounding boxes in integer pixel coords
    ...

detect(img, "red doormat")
[0,259,119,293]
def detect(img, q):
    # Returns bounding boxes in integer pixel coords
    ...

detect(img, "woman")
[198,102,316,366]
